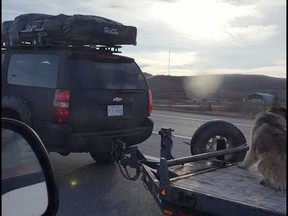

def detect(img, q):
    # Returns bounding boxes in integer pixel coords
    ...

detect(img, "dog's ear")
[280,107,287,118]
[267,106,286,118]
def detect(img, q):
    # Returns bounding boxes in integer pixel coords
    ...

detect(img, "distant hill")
[143,72,154,79]
[145,74,286,103]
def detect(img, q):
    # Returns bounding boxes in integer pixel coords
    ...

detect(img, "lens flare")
[70,180,78,187]
[184,75,223,98]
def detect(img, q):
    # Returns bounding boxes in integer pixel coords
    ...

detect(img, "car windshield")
[69,59,147,90]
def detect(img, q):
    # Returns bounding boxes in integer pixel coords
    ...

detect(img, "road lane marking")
[152,131,191,140]
[152,113,209,122]
[211,119,252,127]
[152,113,252,127]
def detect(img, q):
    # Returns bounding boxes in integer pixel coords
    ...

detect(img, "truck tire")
[90,151,113,164]
[190,120,247,163]
[2,97,32,126]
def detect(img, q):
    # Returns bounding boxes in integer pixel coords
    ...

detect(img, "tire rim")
[204,135,234,161]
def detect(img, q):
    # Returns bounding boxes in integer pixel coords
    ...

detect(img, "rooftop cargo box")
[2,13,137,47]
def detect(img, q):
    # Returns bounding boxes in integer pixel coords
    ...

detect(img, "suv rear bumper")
[34,118,154,152]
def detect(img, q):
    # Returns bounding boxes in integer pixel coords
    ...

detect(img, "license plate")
[107,105,123,117]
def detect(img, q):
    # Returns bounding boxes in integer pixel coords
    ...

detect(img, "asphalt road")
[50,109,254,216]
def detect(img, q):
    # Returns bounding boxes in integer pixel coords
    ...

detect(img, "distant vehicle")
[1,13,154,163]
[247,93,275,104]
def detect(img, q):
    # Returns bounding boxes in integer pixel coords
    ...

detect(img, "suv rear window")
[7,54,59,88]
[69,59,147,90]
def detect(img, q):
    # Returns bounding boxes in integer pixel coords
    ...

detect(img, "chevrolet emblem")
[113,97,123,102]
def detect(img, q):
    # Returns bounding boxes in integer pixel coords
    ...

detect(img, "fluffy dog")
[238,106,286,191]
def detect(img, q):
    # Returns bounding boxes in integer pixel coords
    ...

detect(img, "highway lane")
[151,110,253,140]
[50,109,254,216]
[50,152,162,216]
[139,110,253,159]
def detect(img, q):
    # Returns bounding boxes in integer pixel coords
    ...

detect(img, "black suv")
[2,14,153,163]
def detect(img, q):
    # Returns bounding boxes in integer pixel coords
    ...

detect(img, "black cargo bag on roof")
[2,13,137,46]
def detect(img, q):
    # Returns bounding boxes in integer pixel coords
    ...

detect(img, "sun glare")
[149,0,256,41]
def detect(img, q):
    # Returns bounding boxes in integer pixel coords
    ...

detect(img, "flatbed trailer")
[114,121,286,216]
[140,152,286,216]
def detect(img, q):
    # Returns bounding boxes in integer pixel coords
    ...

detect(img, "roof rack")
[2,30,122,53]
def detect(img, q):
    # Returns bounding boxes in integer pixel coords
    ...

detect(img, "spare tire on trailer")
[190,120,247,163]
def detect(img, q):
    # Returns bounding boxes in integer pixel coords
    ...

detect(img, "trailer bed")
[120,127,286,216]
[169,162,286,216]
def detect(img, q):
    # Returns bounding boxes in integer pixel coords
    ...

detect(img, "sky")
[2,0,286,78]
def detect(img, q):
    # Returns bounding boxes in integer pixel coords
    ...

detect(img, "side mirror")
[1,118,58,216]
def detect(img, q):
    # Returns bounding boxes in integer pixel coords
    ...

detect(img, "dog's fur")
[238,106,286,191]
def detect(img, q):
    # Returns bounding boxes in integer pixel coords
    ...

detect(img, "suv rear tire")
[2,97,32,125]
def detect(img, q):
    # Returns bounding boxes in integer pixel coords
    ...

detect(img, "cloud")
[274,58,286,66]
[152,0,179,2]
[109,3,124,9]
[138,63,154,70]
[220,0,263,6]
[147,0,260,42]
[220,0,285,6]
[1,0,286,78]
[224,24,278,42]
[188,65,286,78]
[128,51,198,75]
[246,65,286,78]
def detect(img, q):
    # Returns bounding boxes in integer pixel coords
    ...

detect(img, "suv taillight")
[148,89,153,116]
[53,90,70,123]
